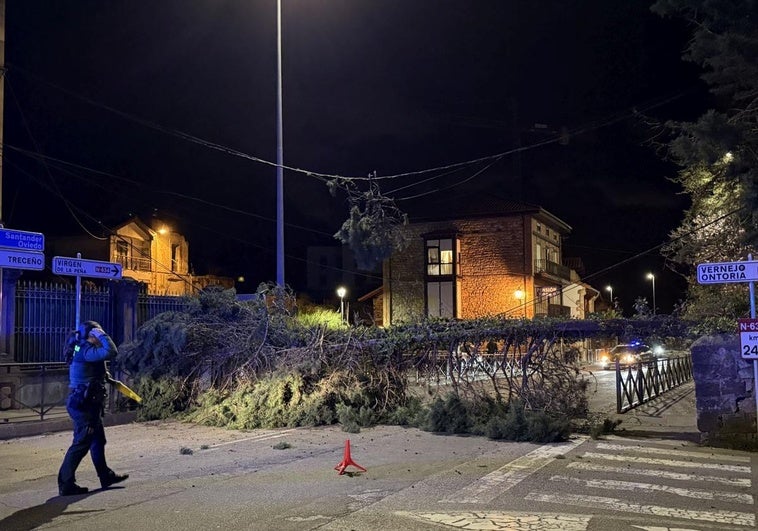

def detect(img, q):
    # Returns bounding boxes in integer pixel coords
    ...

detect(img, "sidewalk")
[0,406,137,440]
[602,381,701,442]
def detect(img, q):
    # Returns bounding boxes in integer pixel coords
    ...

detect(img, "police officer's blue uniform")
[57,321,128,496]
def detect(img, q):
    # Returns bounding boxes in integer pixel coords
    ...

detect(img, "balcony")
[116,256,152,272]
[534,259,571,281]
[534,302,572,318]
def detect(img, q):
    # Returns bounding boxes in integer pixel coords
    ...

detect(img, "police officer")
[58,320,129,496]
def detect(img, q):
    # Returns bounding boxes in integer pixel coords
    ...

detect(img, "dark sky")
[3,1,708,313]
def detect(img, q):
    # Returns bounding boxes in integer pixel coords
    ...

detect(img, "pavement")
[600,381,701,443]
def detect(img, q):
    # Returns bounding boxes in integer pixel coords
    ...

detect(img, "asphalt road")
[0,377,755,530]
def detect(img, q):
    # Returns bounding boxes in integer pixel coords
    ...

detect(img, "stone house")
[49,216,233,295]
[378,199,597,326]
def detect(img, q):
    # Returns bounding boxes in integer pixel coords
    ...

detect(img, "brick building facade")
[380,200,595,326]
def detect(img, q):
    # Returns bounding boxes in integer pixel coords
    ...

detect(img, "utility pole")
[0,0,5,222]
[0,0,7,356]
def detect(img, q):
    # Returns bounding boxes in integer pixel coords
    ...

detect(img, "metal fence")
[14,281,112,363]
[12,281,187,363]
[616,355,693,413]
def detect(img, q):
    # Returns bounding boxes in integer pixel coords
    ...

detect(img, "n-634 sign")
[738,318,758,360]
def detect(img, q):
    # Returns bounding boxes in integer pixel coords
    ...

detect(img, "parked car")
[599,343,653,370]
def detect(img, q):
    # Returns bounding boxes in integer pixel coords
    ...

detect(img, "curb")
[0,411,138,440]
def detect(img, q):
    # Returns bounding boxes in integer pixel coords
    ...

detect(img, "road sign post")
[697,257,758,437]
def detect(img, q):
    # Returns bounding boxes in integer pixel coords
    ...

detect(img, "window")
[116,240,129,260]
[171,243,181,272]
[425,237,459,318]
[427,281,454,318]
[426,239,455,276]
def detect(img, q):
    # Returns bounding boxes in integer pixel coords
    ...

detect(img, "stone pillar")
[691,334,757,445]
[0,269,22,359]
[108,279,141,347]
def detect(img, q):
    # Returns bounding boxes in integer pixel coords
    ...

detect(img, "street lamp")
[336,286,347,324]
[605,285,613,308]
[514,289,526,318]
[646,273,656,315]
[275,0,285,286]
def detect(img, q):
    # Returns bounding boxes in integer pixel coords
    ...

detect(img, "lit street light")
[336,286,347,324]
[646,273,656,315]
[514,289,526,318]
[605,285,613,308]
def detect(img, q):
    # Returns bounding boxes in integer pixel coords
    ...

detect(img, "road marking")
[398,510,591,530]
[526,493,755,527]
[631,527,702,531]
[207,429,296,448]
[440,436,587,503]
[549,475,753,504]
[567,462,752,488]
[595,442,751,463]
[582,452,751,473]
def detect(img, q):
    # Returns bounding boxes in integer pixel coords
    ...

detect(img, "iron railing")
[14,282,112,363]
[616,355,693,413]
[534,259,571,280]
[13,281,187,363]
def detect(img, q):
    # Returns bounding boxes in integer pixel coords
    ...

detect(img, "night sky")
[3,1,709,313]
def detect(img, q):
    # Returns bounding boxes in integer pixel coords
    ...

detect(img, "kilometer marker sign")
[696,260,758,284]
[738,319,758,360]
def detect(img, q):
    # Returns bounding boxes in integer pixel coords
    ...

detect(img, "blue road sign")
[52,256,122,279]
[0,249,45,270]
[0,228,45,251]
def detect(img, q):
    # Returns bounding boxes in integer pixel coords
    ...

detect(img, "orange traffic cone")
[334,439,367,475]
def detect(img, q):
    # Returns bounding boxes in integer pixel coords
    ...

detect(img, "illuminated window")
[425,237,460,318]
[426,239,455,276]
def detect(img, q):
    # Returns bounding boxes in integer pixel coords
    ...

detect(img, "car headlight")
[653,345,664,355]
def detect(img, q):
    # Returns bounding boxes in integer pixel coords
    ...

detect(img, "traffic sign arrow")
[52,256,122,279]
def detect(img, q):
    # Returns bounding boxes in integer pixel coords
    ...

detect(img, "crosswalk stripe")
[582,452,751,473]
[525,493,755,528]
[440,436,587,503]
[548,474,753,504]
[566,461,752,487]
[595,443,751,463]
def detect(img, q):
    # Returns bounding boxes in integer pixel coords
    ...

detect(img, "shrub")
[135,376,192,421]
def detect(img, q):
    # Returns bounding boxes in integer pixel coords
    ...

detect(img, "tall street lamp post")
[605,285,613,309]
[275,0,284,286]
[646,273,656,315]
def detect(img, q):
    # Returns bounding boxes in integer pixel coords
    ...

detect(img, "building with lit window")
[378,198,598,325]
[49,216,233,295]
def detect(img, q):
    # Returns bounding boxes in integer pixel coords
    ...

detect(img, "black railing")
[534,259,571,280]
[616,355,693,413]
